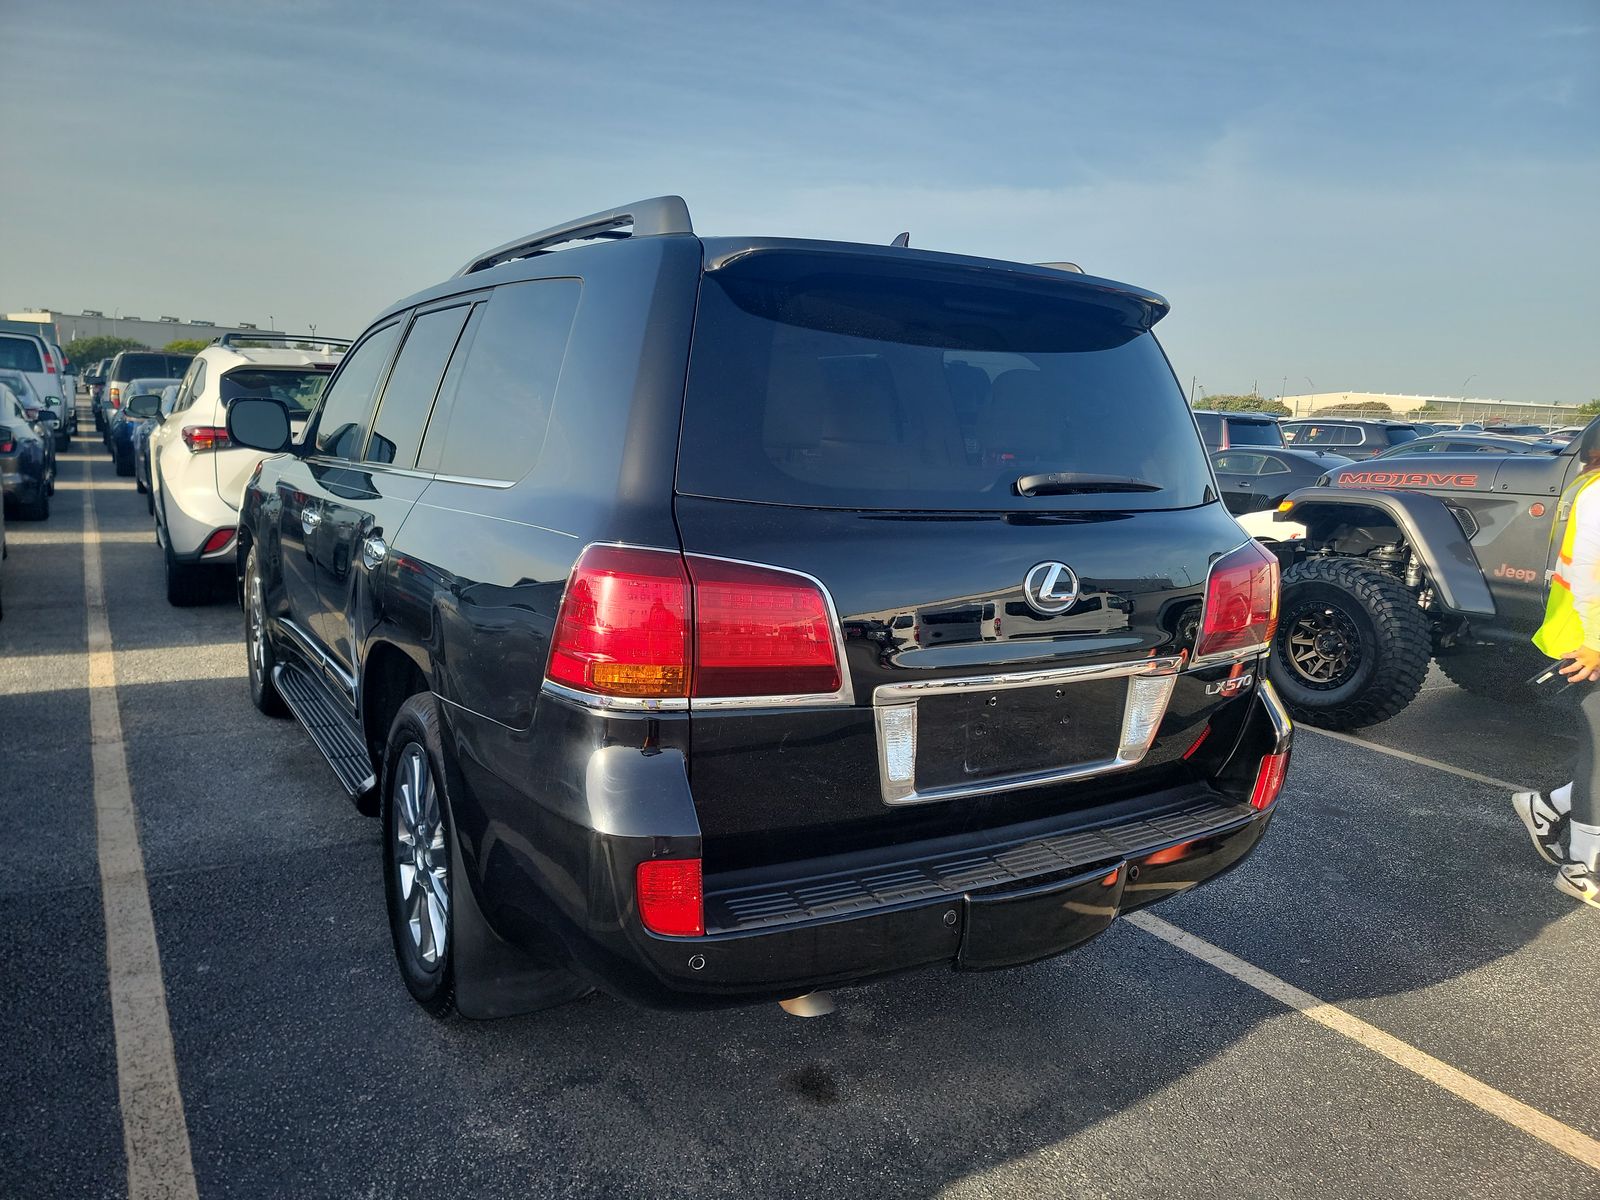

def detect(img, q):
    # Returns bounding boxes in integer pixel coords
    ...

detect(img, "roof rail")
[214,331,352,349]
[453,195,693,277]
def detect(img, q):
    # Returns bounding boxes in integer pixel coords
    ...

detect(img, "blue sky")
[3,0,1595,402]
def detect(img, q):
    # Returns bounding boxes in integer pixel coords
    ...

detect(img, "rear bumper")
[470,681,1291,1010]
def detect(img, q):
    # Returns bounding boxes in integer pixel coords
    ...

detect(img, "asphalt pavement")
[3,436,1597,1199]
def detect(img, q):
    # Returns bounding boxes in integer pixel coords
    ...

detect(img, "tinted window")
[427,281,581,482]
[1386,426,1419,444]
[1259,455,1291,475]
[114,353,184,380]
[365,306,470,467]
[313,323,401,459]
[679,254,1211,511]
[0,337,44,373]
[1213,451,1267,474]
[1224,419,1284,447]
[220,368,332,416]
[1194,411,1222,449]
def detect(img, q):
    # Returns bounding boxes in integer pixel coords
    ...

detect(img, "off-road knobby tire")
[1268,556,1431,730]
[1436,643,1547,705]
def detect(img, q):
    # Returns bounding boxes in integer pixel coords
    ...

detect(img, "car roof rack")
[453,195,694,277]
[214,331,352,349]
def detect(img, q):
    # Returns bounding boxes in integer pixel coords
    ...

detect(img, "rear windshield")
[677,253,1212,511]
[0,336,44,373]
[221,367,333,415]
[115,353,191,380]
[1226,419,1284,447]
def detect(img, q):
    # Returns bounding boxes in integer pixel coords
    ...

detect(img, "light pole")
[1459,375,1475,422]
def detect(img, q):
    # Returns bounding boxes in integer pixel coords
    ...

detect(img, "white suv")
[151,334,347,605]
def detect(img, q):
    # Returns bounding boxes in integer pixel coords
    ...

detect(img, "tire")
[19,488,49,522]
[382,694,459,1018]
[114,446,133,477]
[145,487,154,516]
[1437,643,1547,705]
[136,472,147,494]
[164,542,209,607]
[57,430,70,449]
[1268,557,1431,730]
[244,545,289,717]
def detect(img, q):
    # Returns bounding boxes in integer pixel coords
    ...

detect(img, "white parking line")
[1129,912,1600,1172]
[83,460,200,1200]
[1303,725,1530,793]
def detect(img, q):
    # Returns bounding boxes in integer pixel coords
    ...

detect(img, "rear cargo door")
[673,248,1254,850]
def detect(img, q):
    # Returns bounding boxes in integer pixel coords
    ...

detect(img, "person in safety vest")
[1512,465,1600,908]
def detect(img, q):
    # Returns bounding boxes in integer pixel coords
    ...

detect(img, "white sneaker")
[1554,862,1600,910]
[1511,791,1568,866]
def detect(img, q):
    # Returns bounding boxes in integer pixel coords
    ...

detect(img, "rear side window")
[1194,411,1222,449]
[678,253,1211,511]
[424,280,581,482]
[0,337,44,373]
[364,305,471,467]
[312,323,401,459]
[1386,426,1419,444]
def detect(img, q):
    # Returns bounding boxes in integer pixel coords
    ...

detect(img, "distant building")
[1279,392,1580,425]
[4,308,261,351]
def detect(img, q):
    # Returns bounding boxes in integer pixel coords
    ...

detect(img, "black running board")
[274,661,376,797]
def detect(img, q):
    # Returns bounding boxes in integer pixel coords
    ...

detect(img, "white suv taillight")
[1194,540,1279,661]
[545,545,843,702]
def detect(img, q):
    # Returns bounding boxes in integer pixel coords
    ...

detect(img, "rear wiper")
[1015,471,1162,497]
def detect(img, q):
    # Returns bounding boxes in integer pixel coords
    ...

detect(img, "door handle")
[362,533,387,570]
[301,505,322,536]
[1237,481,1252,488]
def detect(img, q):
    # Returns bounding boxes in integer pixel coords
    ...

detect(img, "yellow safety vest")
[1533,469,1600,658]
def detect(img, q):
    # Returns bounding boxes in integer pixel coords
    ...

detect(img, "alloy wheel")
[1284,602,1363,689]
[391,743,449,968]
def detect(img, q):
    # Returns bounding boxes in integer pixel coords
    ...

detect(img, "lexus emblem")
[1023,561,1080,615]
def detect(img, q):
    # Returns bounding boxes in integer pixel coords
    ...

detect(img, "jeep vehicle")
[225,196,1293,1020]
[1281,417,1421,459]
[1261,424,1599,728]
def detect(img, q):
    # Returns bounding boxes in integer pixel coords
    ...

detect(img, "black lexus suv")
[226,196,1293,1019]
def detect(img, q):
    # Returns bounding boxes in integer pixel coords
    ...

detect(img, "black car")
[228,196,1293,1020]
[1280,417,1421,459]
[1193,410,1286,451]
[1211,446,1352,515]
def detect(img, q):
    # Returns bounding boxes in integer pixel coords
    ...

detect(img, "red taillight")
[547,545,691,698]
[636,858,704,936]
[1196,540,1279,660]
[181,426,232,453]
[201,528,235,554]
[546,547,844,702]
[44,356,56,374]
[687,557,840,698]
[1250,751,1291,810]
[108,384,122,407]
[0,434,14,454]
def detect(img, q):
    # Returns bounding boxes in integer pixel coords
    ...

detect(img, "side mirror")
[226,396,293,454]
[126,395,162,418]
